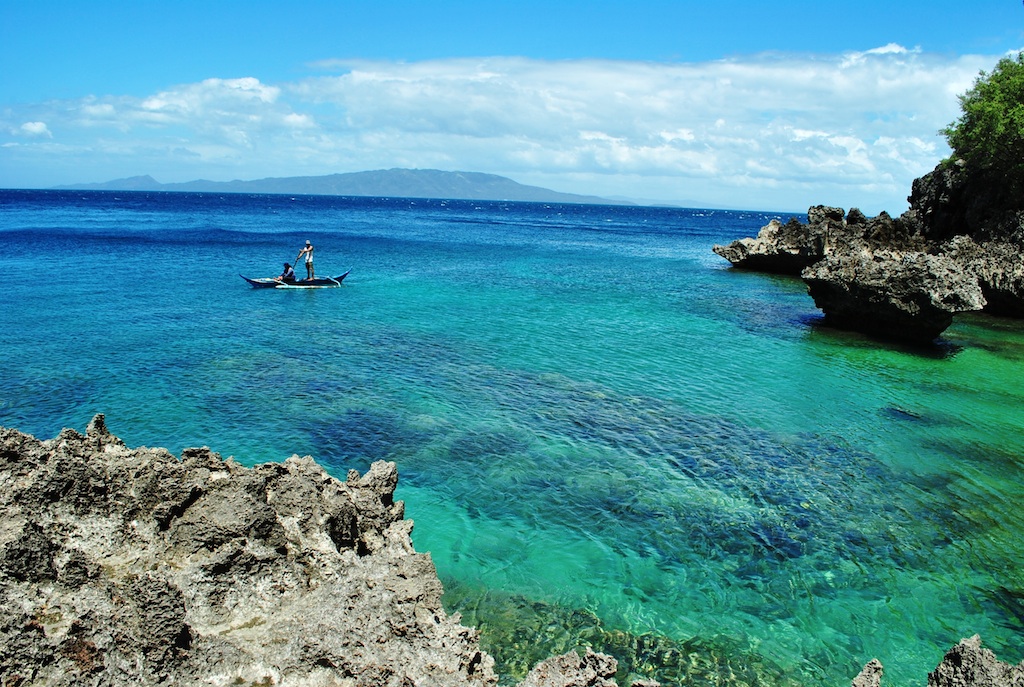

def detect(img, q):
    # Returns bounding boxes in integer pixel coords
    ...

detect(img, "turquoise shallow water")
[1,190,1022,686]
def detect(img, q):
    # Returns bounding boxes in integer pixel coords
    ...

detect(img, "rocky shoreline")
[2,416,1023,686]
[0,415,620,687]
[712,164,1024,343]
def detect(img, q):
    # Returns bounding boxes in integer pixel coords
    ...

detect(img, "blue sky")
[2,1,1022,212]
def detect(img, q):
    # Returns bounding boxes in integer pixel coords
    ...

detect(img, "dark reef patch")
[307,407,435,474]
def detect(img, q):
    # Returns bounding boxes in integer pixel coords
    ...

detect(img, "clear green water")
[1,190,1021,685]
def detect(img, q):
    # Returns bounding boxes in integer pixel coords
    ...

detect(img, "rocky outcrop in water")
[517,649,619,687]
[711,206,928,276]
[926,635,1024,687]
[713,161,1024,341]
[802,247,987,343]
[941,236,1024,318]
[851,659,884,687]
[710,207,843,275]
[848,636,1024,687]
[0,415,638,687]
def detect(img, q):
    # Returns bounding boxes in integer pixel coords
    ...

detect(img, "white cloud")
[17,121,52,138]
[0,47,1005,212]
[137,77,280,123]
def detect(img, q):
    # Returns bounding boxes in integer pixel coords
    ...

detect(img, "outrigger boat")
[240,270,351,289]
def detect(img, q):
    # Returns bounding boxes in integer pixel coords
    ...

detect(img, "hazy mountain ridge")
[55,168,624,205]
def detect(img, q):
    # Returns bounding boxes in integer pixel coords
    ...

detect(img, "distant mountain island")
[55,168,624,205]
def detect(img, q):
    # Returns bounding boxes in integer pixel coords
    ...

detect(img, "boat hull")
[240,271,351,289]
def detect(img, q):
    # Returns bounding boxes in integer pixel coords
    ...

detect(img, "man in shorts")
[296,240,314,280]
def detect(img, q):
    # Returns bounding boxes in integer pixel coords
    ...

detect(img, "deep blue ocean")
[1,189,1022,686]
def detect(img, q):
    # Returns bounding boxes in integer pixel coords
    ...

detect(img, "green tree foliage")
[942,52,1024,191]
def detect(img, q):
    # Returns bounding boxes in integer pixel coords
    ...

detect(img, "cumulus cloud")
[17,121,52,138]
[133,77,283,134]
[0,48,1005,211]
[291,49,986,208]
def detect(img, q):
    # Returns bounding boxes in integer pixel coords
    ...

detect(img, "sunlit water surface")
[1,190,1022,686]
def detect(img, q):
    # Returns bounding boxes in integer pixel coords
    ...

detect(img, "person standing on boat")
[296,240,315,280]
[275,262,296,283]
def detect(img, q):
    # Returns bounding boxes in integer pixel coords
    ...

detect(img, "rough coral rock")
[801,248,987,343]
[711,214,833,275]
[941,236,1024,317]
[713,201,1010,341]
[849,636,1024,687]
[927,635,1024,687]
[908,162,1024,246]
[712,205,925,276]
[517,649,619,687]
[0,415,503,686]
[713,156,1024,340]
[851,658,883,687]
[0,416,633,687]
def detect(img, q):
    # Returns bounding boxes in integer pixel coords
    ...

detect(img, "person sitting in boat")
[275,262,296,283]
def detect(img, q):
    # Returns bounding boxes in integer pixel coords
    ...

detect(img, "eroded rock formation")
[712,206,926,276]
[0,416,657,687]
[802,248,987,343]
[942,236,1024,318]
[908,162,1024,247]
[849,634,1024,687]
[710,207,842,275]
[0,415,496,686]
[517,649,619,687]
[713,169,1024,341]
[926,635,1024,687]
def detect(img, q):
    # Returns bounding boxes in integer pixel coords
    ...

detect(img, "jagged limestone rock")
[941,236,1024,317]
[0,415,496,686]
[517,649,619,687]
[851,659,883,687]
[713,154,1024,340]
[712,205,925,276]
[927,635,1024,687]
[802,248,987,343]
[850,635,1024,687]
